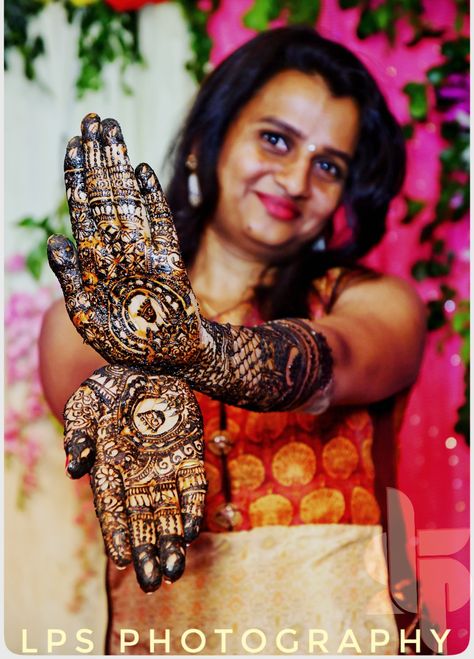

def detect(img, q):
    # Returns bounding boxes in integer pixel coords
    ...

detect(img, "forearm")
[174,317,333,412]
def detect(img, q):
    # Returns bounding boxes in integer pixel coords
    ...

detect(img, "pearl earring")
[185,153,202,208]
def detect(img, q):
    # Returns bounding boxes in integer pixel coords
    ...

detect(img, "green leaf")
[402,123,414,139]
[441,36,469,60]
[338,0,359,8]
[402,196,425,224]
[427,65,444,86]
[411,260,429,281]
[17,216,42,229]
[426,300,446,331]
[243,0,284,31]
[25,240,48,281]
[357,8,379,39]
[287,0,320,25]
[403,82,428,121]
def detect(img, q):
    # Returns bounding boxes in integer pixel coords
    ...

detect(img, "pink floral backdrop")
[207,2,470,652]
[4,0,469,653]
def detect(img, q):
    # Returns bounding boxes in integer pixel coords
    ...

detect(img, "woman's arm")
[38,298,106,421]
[300,273,426,411]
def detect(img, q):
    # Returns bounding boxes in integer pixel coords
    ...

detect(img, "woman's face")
[211,70,361,262]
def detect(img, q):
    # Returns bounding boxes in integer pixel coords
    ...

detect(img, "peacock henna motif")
[63,365,207,592]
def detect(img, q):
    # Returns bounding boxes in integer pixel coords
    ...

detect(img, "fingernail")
[116,565,127,571]
[164,579,172,585]
[101,118,124,143]
[65,136,84,166]
[81,113,100,139]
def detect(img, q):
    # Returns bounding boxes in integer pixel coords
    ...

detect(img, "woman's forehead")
[235,70,361,153]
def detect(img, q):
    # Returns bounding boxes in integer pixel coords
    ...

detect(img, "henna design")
[48,113,202,368]
[52,114,333,412]
[63,366,207,592]
[180,318,334,412]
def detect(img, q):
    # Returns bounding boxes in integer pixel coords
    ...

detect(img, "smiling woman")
[38,25,430,656]
[211,70,360,259]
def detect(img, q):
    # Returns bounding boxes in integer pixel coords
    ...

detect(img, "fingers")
[135,163,184,273]
[81,114,122,273]
[101,118,151,247]
[176,460,208,544]
[63,384,99,479]
[125,488,162,592]
[154,489,186,583]
[63,136,101,289]
[91,463,132,568]
[47,234,94,333]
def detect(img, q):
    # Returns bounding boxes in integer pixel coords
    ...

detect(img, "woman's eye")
[261,131,289,153]
[315,160,344,181]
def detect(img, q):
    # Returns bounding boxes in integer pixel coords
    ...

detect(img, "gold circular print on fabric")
[203,461,221,498]
[229,454,265,491]
[322,436,359,479]
[351,486,381,524]
[361,438,375,479]
[300,488,345,523]
[272,441,317,486]
[249,494,293,527]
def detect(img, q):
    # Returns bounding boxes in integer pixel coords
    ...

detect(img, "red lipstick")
[255,192,301,222]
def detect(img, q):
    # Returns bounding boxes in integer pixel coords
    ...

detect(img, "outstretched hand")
[64,365,207,592]
[48,113,202,369]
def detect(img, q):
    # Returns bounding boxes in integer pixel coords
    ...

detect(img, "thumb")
[63,383,99,479]
[47,234,93,331]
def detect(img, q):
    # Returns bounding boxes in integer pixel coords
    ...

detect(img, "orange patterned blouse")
[197,267,406,534]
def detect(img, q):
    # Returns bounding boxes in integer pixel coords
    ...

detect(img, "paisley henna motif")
[63,365,207,592]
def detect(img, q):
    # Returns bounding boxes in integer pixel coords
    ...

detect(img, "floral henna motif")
[63,365,207,592]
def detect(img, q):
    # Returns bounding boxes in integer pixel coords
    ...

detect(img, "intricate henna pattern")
[48,113,202,368]
[179,317,333,412]
[63,365,207,592]
[52,114,333,413]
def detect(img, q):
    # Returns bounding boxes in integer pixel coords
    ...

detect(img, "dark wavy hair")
[166,26,406,320]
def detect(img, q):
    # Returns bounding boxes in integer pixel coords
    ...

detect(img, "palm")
[47,114,201,368]
[64,365,207,592]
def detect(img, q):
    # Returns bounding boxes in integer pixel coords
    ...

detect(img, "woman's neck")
[189,226,273,312]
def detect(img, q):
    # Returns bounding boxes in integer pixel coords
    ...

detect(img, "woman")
[39,26,427,655]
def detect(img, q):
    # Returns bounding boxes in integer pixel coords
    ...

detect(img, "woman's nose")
[274,156,312,198]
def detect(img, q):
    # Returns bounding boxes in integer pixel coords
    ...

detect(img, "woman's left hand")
[63,365,207,592]
[47,113,202,368]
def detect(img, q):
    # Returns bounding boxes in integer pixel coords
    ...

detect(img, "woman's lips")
[255,192,301,222]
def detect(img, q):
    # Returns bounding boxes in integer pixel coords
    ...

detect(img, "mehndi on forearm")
[173,317,333,412]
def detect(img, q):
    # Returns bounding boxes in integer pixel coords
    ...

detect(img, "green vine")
[5,1,143,97]
[175,0,220,82]
[16,196,72,280]
[243,0,321,30]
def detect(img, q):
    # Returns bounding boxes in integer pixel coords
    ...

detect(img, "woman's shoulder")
[310,265,379,314]
[310,266,424,318]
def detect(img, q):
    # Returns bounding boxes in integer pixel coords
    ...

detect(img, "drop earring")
[185,153,202,208]
[312,236,327,252]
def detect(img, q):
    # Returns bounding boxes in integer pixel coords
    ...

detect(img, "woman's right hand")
[64,365,207,592]
[47,113,202,369]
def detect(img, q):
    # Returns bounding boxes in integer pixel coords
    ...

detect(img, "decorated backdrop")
[4,0,469,654]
